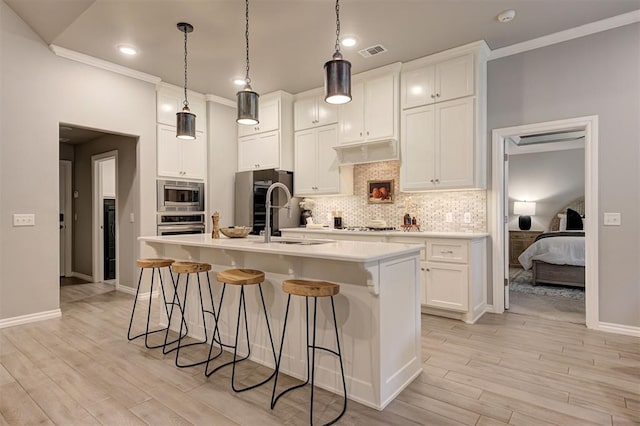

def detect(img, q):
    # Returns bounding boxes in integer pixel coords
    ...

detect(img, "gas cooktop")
[341,226,398,232]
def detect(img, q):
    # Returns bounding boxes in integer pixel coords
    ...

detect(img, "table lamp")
[514,201,536,230]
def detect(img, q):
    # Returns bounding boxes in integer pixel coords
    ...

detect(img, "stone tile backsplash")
[306,161,487,232]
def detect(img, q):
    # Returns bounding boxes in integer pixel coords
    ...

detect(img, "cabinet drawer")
[426,239,468,263]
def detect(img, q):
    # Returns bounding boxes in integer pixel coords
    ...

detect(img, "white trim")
[116,285,158,300]
[489,10,640,60]
[157,82,207,101]
[0,309,62,329]
[595,322,640,338]
[50,45,161,84]
[92,151,119,284]
[71,271,94,282]
[205,94,236,107]
[490,116,599,330]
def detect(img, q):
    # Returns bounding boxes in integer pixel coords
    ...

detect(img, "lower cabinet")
[423,262,469,312]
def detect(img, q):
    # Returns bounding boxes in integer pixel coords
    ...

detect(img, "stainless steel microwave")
[157,179,204,212]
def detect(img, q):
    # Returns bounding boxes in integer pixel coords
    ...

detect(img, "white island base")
[140,235,423,410]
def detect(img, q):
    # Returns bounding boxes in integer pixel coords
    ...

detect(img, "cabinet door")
[420,263,428,305]
[402,65,435,109]
[157,124,182,178]
[157,93,180,127]
[294,129,317,195]
[425,262,469,311]
[400,105,436,191]
[316,98,338,127]
[238,131,280,171]
[238,97,280,137]
[436,54,474,103]
[338,82,364,144]
[314,125,340,194]
[181,131,205,179]
[294,97,317,131]
[364,73,395,141]
[435,97,474,188]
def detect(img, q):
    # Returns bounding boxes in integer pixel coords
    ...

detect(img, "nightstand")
[509,230,543,268]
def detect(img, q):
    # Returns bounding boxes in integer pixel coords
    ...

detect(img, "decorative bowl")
[219,226,251,238]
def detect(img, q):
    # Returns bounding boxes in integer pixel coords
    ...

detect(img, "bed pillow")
[566,208,583,230]
[557,214,567,231]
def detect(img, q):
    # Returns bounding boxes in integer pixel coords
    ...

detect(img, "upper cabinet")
[294,94,338,131]
[402,54,474,110]
[237,91,294,172]
[338,63,401,145]
[400,41,489,191]
[157,89,206,132]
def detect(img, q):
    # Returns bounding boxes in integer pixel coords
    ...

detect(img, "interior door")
[504,141,510,309]
[59,163,66,275]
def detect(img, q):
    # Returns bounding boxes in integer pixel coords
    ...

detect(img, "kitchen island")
[139,234,423,410]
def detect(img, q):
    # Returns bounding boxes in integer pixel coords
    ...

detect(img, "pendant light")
[176,22,196,140]
[236,0,259,125]
[324,0,351,104]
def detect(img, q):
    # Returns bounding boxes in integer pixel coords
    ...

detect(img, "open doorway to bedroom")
[506,133,585,323]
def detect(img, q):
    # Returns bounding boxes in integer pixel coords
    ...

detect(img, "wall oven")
[157,213,205,236]
[157,180,204,212]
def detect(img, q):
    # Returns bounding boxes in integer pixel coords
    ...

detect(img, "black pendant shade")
[237,84,259,125]
[324,51,352,105]
[176,106,196,139]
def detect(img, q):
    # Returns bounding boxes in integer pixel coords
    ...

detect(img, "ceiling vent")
[358,44,387,58]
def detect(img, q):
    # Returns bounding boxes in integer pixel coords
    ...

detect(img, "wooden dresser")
[509,230,543,268]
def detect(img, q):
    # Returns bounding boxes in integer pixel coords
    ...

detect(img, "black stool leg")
[128,267,174,349]
[205,284,228,372]
[127,267,146,341]
[309,297,318,425]
[328,295,347,425]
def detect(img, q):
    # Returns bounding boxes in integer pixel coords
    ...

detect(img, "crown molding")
[49,44,162,84]
[489,10,640,61]
[205,94,235,107]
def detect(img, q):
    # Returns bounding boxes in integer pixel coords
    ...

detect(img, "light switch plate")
[603,212,621,226]
[13,213,35,226]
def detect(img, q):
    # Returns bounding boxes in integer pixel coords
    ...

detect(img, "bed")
[517,197,586,287]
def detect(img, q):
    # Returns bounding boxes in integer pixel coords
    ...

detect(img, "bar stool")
[271,279,347,426]
[164,261,218,369]
[204,269,277,393]
[127,258,186,349]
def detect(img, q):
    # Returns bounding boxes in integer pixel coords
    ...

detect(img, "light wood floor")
[1,283,639,425]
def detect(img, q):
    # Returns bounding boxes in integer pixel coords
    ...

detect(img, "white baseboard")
[0,309,62,329]
[596,321,640,338]
[71,271,94,282]
[116,285,158,300]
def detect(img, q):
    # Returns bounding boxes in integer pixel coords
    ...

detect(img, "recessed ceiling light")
[341,36,357,47]
[118,45,138,56]
[497,9,516,23]
[233,78,247,86]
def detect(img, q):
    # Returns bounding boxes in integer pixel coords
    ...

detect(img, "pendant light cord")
[334,0,341,54]
[244,0,251,84]
[183,28,189,108]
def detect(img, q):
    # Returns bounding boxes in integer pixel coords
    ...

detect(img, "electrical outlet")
[603,212,621,226]
[13,213,35,227]
[445,212,453,223]
[464,212,471,223]
[130,213,135,223]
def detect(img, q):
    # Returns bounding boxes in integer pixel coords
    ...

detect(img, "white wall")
[1,2,157,319]
[488,23,640,327]
[101,158,116,198]
[508,149,585,231]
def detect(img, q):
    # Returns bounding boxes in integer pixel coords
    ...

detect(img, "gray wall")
[489,23,640,327]
[508,149,585,232]
[73,135,138,287]
[1,2,157,320]
[59,143,74,161]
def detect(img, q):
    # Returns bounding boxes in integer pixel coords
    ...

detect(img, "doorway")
[490,116,599,329]
[59,160,73,277]
[92,152,118,284]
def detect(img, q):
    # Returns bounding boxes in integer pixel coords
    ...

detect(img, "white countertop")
[280,227,489,239]
[139,234,423,263]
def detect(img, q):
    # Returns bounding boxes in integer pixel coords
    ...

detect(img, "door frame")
[489,115,598,329]
[92,150,118,284]
[59,160,73,277]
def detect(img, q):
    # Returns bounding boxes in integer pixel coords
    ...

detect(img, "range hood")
[333,139,399,165]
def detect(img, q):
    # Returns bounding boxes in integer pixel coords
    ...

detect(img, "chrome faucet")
[264,182,292,243]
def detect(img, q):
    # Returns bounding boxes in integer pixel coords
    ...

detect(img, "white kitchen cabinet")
[294,125,352,196]
[338,64,400,145]
[294,94,338,131]
[236,91,294,172]
[157,124,205,179]
[238,131,280,171]
[424,262,469,312]
[237,96,280,137]
[402,53,474,110]
[401,97,474,190]
[157,90,206,132]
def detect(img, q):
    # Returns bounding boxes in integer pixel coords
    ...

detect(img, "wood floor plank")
[394,387,481,425]
[0,381,55,426]
[129,398,193,426]
[508,411,562,426]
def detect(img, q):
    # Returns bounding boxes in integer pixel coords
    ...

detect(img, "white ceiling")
[7,0,640,100]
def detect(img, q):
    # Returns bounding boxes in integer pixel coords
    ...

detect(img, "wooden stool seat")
[217,269,265,285]
[171,261,212,274]
[282,279,340,298]
[136,258,175,269]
